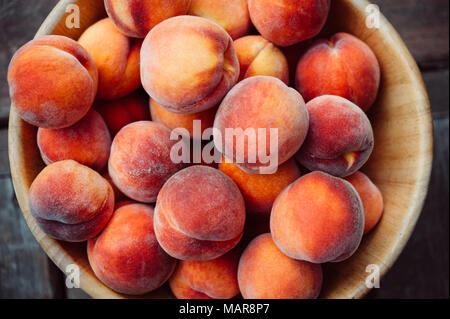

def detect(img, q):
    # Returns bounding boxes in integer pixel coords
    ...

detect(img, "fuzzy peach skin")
[37,110,111,171]
[78,18,142,100]
[270,171,364,263]
[88,203,177,295]
[101,170,129,203]
[105,0,191,38]
[248,0,331,47]
[188,0,250,40]
[214,76,309,174]
[219,157,301,216]
[238,233,322,299]
[28,160,114,242]
[296,95,374,177]
[150,98,217,139]
[169,249,240,299]
[345,171,384,234]
[95,90,150,136]
[108,121,186,203]
[154,166,246,261]
[141,16,240,114]
[234,35,289,84]
[296,32,381,112]
[7,35,98,129]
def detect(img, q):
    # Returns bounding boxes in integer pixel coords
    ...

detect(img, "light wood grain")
[7,0,433,299]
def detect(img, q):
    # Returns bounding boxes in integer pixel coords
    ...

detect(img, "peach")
[7,35,98,129]
[214,76,309,174]
[154,166,246,261]
[28,160,114,242]
[101,170,129,203]
[88,203,177,295]
[188,0,251,40]
[37,110,111,171]
[105,0,191,38]
[270,171,364,263]
[219,157,301,216]
[234,35,289,84]
[248,0,331,47]
[108,121,186,203]
[141,16,239,114]
[78,18,142,100]
[95,90,150,136]
[150,98,217,139]
[344,171,384,234]
[169,249,240,299]
[295,32,381,112]
[296,95,374,177]
[238,233,322,299]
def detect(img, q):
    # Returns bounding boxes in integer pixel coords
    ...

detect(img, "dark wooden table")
[0,0,448,299]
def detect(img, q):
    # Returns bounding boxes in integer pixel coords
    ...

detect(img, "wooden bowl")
[8,0,433,299]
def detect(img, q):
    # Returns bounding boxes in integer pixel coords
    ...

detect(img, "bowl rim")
[7,0,433,299]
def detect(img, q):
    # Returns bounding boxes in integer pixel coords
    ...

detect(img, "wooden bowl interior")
[8,0,433,299]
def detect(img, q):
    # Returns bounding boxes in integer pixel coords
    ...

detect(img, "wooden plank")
[371,0,449,70]
[367,68,449,298]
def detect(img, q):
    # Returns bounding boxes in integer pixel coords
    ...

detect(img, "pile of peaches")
[8,0,384,299]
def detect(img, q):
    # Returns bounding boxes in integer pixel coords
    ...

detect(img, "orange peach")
[154,166,246,261]
[169,250,240,299]
[248,0,331,47]
[141,16,239,114]
[88,203,177,295]
[37,110,111,171]
[108,121,186,202]
[78,18,142,100]
[214,76,309,174]
[101,169,129,203]
[8,35,98,128]
[238,233,322,299]
[219,157,301,216]
[28,160,114,242]
[345,171,384,234]
[150,98,217,139]
[188,0,251,40]
[295,32,381,112]
[296,95,374,177]
[234,35,289,84]
[105,0,191,38]
[95,90,150,136]
[270,171,364,263]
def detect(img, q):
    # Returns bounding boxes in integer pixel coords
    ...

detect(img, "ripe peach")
[8,35,98,128]
[188,0,251,40]
[78,18,142,100]
[37,110,111,171]
[234,35,289,84]
[154,166,246,261]
[296,95,374,177]
[101,170,129,203]
[105,0,191,38]
[169,250,240,299]
[141,16,239,114]
[248,0,331,47]
[295,32,381,112]
[238,233,322,299]
[214,76,309,174]
[150,98,217,139]
[345,171,384,234]
[219,157,301,216]
[28,160,114,242]
[88,203,177,295]
[270,171,364,263]
[95,90,150,136]
[108,121,186,202]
